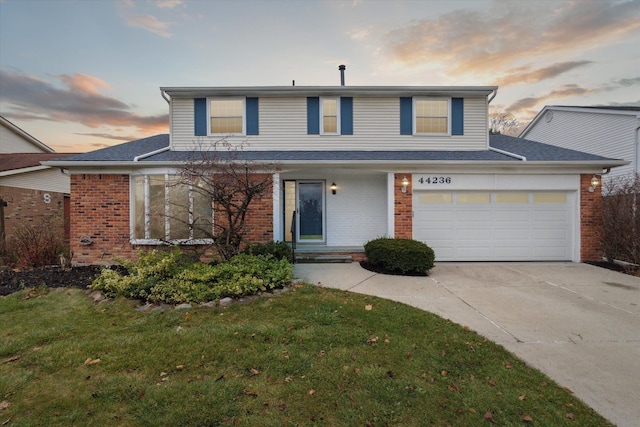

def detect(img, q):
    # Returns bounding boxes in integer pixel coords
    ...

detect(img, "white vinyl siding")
[0,168,70,194]
[0,125,46,153]
[523,109,638,179]
[170,96,489,151]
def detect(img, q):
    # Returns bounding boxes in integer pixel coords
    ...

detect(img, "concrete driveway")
[293,262,640,427]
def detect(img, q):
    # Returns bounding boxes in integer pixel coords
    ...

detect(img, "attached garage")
[412,174,578,261]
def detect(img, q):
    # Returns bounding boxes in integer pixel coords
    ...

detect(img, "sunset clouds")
[0,68,168,137]
[0,0,638,151]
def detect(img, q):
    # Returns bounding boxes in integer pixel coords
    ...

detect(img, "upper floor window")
[209,98,245,135]
[321,97,340,134]
[414,98,450,135]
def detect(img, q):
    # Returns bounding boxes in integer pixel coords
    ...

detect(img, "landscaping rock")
[200,301,217,308]
[135,304,153,312]
[219,297,234,307]
[175,303,192,310]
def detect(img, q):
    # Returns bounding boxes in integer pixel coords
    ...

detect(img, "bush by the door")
[364,238,435,275]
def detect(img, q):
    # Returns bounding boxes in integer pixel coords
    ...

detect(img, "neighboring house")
[0,116,74,248]
[519,106,640,182]
[46,77,626,265]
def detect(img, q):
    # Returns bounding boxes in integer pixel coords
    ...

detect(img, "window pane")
[533,193,566,204]
[192,188,213,239]
[457,193,490,204]
[323,116,337,133]
[211,117,242,134]
[323,98,337,115]
[148,175,165,239]
[210,99,243,133]
[415,99,448,134]
[419,193,452,204]
[132,176,145,239]
[496,193,529,204]
[168,176,190,240]
[416,117,447,133]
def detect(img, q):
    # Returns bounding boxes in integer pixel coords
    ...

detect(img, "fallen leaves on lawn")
[250,368,260,376]
[566,413,575,420]
[0,401,10,410]
[308,389,316,396]
[523,415,533,423]
[365,305,373,311]
[242,389,258,397]
[83,358,101,366]
[175,365,184,371]
[484,412,496,423]
[1,355,20,364]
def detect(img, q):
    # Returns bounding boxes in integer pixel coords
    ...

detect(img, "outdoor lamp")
[588,175,599,193]
[401,176,409,193]
[330,182,337,195]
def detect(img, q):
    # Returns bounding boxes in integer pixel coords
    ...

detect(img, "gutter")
[487,88,498,104]
[489,146,526,161]
[0,165,50,176]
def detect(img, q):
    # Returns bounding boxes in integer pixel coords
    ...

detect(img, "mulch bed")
[0,266,125,297]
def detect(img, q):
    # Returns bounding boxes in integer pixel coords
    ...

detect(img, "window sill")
[131,239,214,246]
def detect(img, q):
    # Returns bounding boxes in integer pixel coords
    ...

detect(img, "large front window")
[210,98,244,134]
[414,98,449,134]
[132,174,213,242]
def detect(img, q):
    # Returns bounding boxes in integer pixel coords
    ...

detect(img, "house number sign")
[417,176,452,185]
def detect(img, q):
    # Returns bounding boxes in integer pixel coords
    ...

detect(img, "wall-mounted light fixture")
[401,176,409,193]
[588,175,599,193]
[330,182,337,195]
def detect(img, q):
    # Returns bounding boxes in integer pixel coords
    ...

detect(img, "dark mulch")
[359,261,429,276]
[586,261,640,277]
[0,265,125,297]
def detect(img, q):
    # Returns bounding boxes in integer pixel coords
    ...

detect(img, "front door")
[283,180,325,243]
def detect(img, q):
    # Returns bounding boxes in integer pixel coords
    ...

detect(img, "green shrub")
[90,249,292,304]
[243,241,292,261]
[364,238,435,275]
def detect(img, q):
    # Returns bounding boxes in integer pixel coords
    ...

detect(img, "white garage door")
[413,191,574,261]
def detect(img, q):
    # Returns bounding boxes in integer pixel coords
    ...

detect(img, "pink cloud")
[125,14,172,38]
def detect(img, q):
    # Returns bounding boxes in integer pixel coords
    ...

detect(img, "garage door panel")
[414,190,574,261]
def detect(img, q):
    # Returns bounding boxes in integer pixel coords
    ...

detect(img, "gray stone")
[175,303,192,310]
[153,304,171,311]
[88,290,104,303]
[200,301,217,308]
[219,297,234,307]
[135,304,153,312]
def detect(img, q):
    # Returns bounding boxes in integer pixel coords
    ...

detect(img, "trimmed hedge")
[364,238,435,275]
[243,240,292,261]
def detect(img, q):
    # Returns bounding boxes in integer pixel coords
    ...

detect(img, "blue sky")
[1,0,639,152]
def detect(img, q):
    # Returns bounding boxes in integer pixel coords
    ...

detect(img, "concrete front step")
[295,254,353,263]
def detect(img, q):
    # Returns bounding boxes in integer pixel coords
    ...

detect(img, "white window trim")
[130,173,214,245]
[413,97,451,136]
[320,96,340,135]
[207,96,246,136]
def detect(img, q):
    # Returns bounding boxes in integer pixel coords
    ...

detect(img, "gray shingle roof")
[47,133,622,165]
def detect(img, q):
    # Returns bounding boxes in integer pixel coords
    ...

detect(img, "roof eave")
[160,86,499,98]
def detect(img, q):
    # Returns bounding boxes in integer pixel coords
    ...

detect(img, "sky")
[1,0,639,153]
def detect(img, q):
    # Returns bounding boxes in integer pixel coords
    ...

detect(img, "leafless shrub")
[6,215,69,268]
[602,173,640,269]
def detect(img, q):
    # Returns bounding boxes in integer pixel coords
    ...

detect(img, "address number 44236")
[418,176,452,184]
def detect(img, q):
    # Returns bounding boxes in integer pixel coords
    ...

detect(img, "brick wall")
[0,185,67,244]
[394,173,412,239]
[70,174,134,265]
[580,174,603,262]
[71,173,275,265]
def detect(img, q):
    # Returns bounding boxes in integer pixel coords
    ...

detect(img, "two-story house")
[47,79,625,265]
[520,106,639,182]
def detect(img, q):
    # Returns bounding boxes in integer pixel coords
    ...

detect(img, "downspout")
[134,146,170,162]
[161,89,170,104]
[488,146,526,161]
[487,88,498,104]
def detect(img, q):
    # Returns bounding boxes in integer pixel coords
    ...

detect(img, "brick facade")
[0,185,68,244]
[580,174,603,262]
[393,173,412,239]
[70,174,133,265]
[71,173,273,265]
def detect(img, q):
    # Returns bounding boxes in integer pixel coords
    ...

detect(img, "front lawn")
[1,285,611,426]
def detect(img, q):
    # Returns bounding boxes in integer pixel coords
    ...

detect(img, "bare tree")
[169,139,279,261]
[489,114,520,135]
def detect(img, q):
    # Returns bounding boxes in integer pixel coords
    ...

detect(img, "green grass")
[1,285,612,426]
